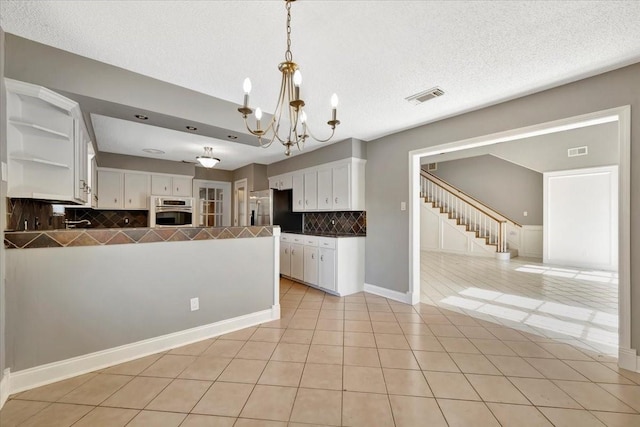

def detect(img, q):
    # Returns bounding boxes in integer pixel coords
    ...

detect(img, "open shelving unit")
[6,79,90,204]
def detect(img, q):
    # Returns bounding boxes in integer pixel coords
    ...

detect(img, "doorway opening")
[409,106,632,368]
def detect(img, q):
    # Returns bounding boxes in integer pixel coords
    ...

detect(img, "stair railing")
[420,171,521,253]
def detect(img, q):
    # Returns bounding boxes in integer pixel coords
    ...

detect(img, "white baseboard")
[618,347,639,372]
[0,369,10,410]
[9,306,279,395]
[364,283,416,305]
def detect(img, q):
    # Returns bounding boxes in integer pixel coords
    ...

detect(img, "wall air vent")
[426,162,438,171]
[568,146,588,157]
[405,87,445,105]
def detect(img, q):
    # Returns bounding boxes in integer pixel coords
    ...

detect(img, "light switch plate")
[401,202,407,211]
[1,162,7,182]
[190,297,199,311]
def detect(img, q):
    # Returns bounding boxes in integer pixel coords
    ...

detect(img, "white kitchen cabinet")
[279,233,364,296]
[97,169,122,209]
[97,168,150,209]
[151,174,192,197]
[151,175,172,196]
[269,174,293,191]
[290,243,304,281]
[172,176,192,196]
[317,168,333,210]
[5,79,90,204]
[303,172,318,210]
[124,173,150,209]
[303,236,319,285]
[319,247,336,292]
[280,242,291,277]
[268,157,365,212]
[332,163,351,210]
[90,156,98,208]
[292,173,304,212]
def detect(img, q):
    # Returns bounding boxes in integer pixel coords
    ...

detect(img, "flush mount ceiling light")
[196,146,220,168]
[134,114,149,120]
[237,0,340,156]
[186,125,198,131]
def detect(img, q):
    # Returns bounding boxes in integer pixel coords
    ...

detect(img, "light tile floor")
[2,276,639,426]
[421,252,619,356]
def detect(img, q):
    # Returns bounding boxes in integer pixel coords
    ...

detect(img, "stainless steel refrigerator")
[249,189,302,231]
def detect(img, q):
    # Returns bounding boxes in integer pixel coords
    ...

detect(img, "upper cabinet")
[285,158,365,212]
[5,79,91,204]
[269,174,293,191]
[96,169,150,210]
[151,174,192,197]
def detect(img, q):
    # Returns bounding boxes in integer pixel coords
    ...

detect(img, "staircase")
[420,170,521,259]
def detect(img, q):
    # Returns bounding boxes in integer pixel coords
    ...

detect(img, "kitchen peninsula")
[4,225,280,393]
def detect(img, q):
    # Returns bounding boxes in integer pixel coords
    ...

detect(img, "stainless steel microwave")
[149,196,195,227]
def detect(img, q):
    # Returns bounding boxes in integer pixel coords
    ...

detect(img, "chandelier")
[237,0,340,156]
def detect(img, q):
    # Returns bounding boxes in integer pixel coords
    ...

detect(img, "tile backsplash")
[7,199,65,231]
[6,198,148,231]
[304,211,366,235]
[66,208,148,228]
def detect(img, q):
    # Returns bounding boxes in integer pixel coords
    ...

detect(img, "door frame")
[234,178,248,227]
[408,105,632,370]
[193,180,231,227]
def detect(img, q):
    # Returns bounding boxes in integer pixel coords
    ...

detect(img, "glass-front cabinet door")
[193,180,231,227]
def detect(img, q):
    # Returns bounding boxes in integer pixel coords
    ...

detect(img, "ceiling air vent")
[568,146,588,157]
[406,87,445,105]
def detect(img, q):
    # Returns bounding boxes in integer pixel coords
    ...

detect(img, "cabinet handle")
[298,200,302,205]
[305,200,308,206]
[129,198,132,204]
[165,186,167,191]
[114,198,118,203]
[311,253,315,260]
[335,197,338,203]
[176,187,179,192]
[320,255,324,261]
[291,249,295,255]
[325,197,329,204]
[285,248,288,254]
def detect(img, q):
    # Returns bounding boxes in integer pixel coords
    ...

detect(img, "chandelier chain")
[285,0,293,62]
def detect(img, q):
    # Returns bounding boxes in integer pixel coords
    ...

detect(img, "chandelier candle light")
[237,0,340,156]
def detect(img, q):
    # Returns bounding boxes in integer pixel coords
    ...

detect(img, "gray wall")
[365,61,640,349]
[267,138,366,176]
[431,155,543,225]
[7,238,275,371]
[423,121,619,173]
[98,152,195,176]
[0,26,7,391]
[194,167,233,183]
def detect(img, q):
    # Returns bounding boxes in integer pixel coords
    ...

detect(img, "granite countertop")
[282,231,366,238]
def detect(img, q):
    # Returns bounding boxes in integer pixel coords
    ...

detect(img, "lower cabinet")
[304,246,319,285]
[280,242,291,277]
[290,243,304,281]
[318,247,336,292]
[279,233,364,296]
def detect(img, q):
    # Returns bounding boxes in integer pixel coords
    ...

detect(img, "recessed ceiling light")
[135,114,149,120]
[186,126,198,131]
[227,135,238,140]
[142,148,165,154]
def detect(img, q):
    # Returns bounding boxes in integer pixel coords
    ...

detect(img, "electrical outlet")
[124,217,130,225]
[401,202,407,211]
[523,211,528,217]
[190,297,199,311]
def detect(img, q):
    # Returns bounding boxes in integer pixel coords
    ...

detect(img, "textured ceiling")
[2,0,640,165]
